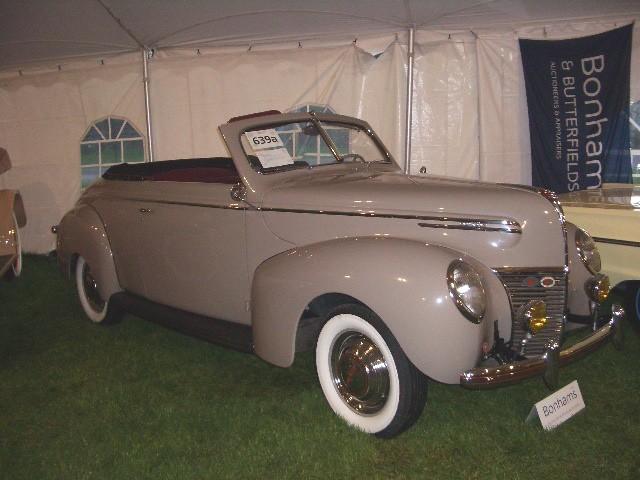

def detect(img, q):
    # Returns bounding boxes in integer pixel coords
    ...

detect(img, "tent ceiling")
[1,0,639,69]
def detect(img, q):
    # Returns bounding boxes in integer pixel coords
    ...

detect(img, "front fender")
[251,236,501,383]
[56,204,121,301]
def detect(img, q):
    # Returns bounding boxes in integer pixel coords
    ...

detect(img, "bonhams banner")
[520,25,633,193]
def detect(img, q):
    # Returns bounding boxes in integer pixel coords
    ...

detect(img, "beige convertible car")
[560,184,640,326]
[55,111,626,437]
[0,148,26,280]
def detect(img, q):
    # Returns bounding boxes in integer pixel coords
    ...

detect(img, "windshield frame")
[238,113,395,175]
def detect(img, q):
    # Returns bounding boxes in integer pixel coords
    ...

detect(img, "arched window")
[80,117,145,188]
[281,104,350,165]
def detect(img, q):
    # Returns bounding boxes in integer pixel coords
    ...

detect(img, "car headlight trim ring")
[575,227,601,274]
[447,260,487,324]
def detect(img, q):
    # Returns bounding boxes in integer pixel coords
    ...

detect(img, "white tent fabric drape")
[149,44,406,162]
[410,32,479,178]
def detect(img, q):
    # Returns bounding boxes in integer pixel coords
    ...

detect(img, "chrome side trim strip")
[104,196,247,211]
[492,266,565,273]
[593,237,640,248]
[260,207,522,233]
[417,220,521,233]
[97,197,522,233]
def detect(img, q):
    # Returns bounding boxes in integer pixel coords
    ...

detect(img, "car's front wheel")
[315,304,428,438]
[75,256,121,324]
[627,282,640,328]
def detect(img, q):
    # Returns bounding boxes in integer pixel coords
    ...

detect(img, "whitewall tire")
[316,304,427,438]
[75,256,120,324]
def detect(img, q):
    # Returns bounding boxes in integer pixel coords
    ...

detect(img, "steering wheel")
[340,153,366,163]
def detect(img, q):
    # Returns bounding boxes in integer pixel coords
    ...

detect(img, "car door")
[95,180,250,324]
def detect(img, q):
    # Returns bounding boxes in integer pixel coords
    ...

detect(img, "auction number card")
[244,129,285,150]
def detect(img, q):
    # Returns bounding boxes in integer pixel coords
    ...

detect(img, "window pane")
[295,133,317,159]
[101,142,121,165]
[320,129,349,155]
[318,153,336,165]
[330,130,349,155]
[110,118,125,138]
[289,104,335,114]
[81,167,99,188]
[81,143,99,165]
[95,119,110,139]
[83,126,103,142]
[120,122,141,139]
[632,151,640,185]
[123,140,145,163]
[309,105,332,113]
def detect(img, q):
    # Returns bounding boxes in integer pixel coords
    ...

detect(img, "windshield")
[241,119,391,173]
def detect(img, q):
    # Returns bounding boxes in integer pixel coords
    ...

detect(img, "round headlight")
[447,260,486,323]
[575,228,601,274]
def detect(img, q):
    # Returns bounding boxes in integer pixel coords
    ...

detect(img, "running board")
[110,292,254,353]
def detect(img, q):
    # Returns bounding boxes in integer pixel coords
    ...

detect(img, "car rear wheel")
[75,256,120,324]
[315,304,427,438]
[3,213,22,281]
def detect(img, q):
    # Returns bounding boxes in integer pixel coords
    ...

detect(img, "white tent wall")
[0,54,145,253]
[410,32,479,178]
[1,17,640,254]
[148,43,406,162]
[476,19,640,184]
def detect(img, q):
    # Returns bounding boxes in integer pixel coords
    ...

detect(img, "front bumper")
[460,304,625,389]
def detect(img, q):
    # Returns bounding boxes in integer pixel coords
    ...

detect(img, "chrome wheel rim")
[82,263,105,313]
[330,331,389,415]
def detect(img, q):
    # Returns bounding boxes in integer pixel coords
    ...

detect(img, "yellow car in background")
[560,184,640,325]
[0,148,26,280]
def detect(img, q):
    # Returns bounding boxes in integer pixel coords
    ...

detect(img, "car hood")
[259,166,566,268]
[262,167,545,224]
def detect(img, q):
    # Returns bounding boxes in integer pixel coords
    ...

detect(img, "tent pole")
[142,48,155,162]
[404,26,415,175]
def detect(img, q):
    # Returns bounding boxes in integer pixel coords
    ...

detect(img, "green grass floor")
[1,256,640,479]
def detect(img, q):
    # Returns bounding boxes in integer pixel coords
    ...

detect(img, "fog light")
[586,274,610,303]
[518,300,547,335]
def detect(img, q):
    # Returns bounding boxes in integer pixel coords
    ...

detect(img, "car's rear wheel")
[75,256,121,324]
[315,304,427,438]
[627,282,640,328]
[3,212,22,281]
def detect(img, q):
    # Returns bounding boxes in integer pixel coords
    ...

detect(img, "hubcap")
[330,331,389,415]
[82,263,105,313]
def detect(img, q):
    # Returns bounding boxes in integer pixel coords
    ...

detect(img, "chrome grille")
[494,269,566,357]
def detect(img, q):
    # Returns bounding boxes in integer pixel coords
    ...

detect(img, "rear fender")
[56,204,121,301]
[251,236,504,383]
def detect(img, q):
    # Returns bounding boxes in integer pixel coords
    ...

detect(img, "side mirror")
[230,182,247,202]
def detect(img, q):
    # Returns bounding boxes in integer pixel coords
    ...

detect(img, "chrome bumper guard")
[460,304,625,390]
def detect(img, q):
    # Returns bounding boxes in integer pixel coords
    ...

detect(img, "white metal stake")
[142,48,155,162]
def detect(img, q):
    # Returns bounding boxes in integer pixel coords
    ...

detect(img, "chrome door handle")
[139,207,152,214]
